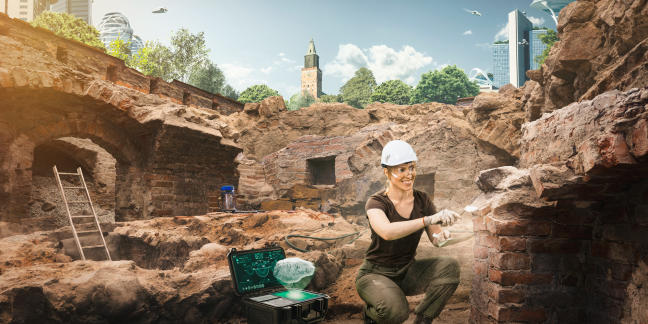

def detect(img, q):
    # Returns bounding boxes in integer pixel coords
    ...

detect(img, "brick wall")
[471,88,648,323]
[0,14,243,223]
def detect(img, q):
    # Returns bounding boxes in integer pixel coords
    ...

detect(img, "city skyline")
[87,1,558,98]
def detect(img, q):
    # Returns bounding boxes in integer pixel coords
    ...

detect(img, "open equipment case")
[227,246,330,324]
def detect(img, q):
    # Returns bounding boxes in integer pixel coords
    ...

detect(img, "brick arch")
[0,86,152,223]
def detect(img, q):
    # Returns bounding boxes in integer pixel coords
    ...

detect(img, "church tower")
[301,39,322,99]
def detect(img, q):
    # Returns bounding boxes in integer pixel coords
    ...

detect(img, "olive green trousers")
[355,257,460,324]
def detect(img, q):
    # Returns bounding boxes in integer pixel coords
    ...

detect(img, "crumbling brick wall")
[471,88,648,323]
[0,14,241,223]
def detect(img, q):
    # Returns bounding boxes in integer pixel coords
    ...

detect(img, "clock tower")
[301,39,322,99]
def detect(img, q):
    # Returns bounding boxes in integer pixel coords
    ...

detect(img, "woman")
[356,140,461,324]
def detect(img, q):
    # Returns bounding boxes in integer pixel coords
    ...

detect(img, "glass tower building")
[492,43,509,88]
[130,35,144,55]
[530,29,548,70]
[49,0,91,24]
[97,12,143,57]
[98,12,133,48]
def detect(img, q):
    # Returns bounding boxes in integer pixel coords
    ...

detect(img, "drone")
[152,7,168,14]
[463,8,482,16]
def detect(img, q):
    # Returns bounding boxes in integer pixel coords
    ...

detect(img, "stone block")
[528,238,582,254]
[630,119,648,158]
[478,232,498,249]
[486,217,551,236]
[490,305,547,323]
[294,199,320,210]
[473,215,486,231]
[288,184,320,199]
[489,252,530,270]
[260,199,293,211]
[488,269,553,286]
[473,260,488,278]
[488,284,525,303]
[474,246,488,259]
[498,237,526,252]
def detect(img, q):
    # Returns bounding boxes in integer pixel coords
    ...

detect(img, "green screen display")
[231,249,285,294]
[272,290,321,302]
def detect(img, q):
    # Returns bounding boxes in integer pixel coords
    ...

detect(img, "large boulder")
[521,0,648,118]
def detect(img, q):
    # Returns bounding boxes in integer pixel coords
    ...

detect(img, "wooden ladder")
[53,166,111,261]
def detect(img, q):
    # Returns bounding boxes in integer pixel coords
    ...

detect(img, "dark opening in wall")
[56,47,68,63]
[106,65,117,82]
[307,156,335,185]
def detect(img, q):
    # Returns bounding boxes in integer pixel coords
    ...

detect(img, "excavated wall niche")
[471,87,648,323]
[0,14,242,225]
[30,137,117,230]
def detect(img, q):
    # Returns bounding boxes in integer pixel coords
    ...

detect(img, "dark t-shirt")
[364,189,437,267]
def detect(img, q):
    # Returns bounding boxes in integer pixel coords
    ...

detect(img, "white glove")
[432,229,451,247]
[423,209,460,227]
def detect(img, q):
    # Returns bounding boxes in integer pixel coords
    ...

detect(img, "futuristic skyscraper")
[97,12,143,56]
[530,0,574,25]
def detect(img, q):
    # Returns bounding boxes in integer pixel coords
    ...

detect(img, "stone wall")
[0,14,242,223]
[237,103,515,223]
[471,87,648,323]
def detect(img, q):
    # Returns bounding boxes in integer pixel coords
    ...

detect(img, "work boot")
[363,305,377,324]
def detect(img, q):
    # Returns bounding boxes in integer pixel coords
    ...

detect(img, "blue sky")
[91,0,555,98]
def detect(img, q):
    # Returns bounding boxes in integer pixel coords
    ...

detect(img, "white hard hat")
[381,140,418,167]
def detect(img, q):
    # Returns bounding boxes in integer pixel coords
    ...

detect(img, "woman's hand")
[432,229,451,247]
[423,209,461,227]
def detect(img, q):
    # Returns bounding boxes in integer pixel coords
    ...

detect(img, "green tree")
[371,80,412,105]
[318,94,342,103]
[138,41,175,80]
[238,84,280,103]
[32,11,104,50]
[534,29,559,65]
[107,38,131,61]
[287,92,316,110]
[171,28,209,82]
[339,67,377,108]
[188,61,226,94]
[410,65,479,104]
[220,85,239,101]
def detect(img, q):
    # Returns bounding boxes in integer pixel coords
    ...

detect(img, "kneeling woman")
[356,140,461,324]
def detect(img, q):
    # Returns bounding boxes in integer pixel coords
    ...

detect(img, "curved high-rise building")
[130,35,144,55]
[98,12,134,50]
[529,0,575,25]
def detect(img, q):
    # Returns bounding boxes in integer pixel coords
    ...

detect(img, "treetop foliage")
[339,67,377,109]
[238,84,280,103]
[371,79,412,105]
[32,11,104,50]
[410,65,479,104]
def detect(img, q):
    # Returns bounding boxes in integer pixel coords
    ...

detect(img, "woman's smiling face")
[386,162,416,191]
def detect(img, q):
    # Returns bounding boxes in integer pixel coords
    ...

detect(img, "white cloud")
[463,30,473,35]
[274,52,295,65]
[527,16,545,26]
[220,63,267,92]
[405,76,416,85]
[221,63,253,80]
[324,44,434,84]
[260,66,273,74]
[494,22,509,41]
